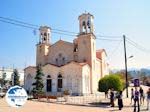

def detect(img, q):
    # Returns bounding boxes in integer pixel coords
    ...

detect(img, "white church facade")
[24,13,109,95]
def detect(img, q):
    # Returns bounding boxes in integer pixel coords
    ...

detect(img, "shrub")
[63,89,70,95]
[98,74,123,93]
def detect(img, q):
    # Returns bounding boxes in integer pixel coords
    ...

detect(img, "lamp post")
[128,55,134,59]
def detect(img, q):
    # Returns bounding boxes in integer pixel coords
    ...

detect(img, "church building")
[24,13,109,95]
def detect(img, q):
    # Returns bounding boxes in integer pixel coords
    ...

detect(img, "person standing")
[110,88,115,107]
[139,87,144,105]
[118,91,123,110]
[131,88,134,105]
[134,87,140,112]
[146,88,150,110]
[105,91,108,99]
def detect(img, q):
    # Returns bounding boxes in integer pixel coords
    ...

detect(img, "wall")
[82,65,91,94]
[24,67,36,93]
[42,62,83,95]
[48,40,74,65]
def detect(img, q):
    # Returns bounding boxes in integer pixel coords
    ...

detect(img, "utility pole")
[123,35,128,98]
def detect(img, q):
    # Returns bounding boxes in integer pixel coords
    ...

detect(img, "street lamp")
[126,55,134,98]
[128,55,134,59]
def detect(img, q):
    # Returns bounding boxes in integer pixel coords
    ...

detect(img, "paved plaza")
[0,86,149,112]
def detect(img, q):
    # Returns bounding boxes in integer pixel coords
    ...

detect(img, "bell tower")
[77,13,96,65]
[78,12,94,34]
[36,26,51,66]
[77,12,96,94]
[39,26,51,44]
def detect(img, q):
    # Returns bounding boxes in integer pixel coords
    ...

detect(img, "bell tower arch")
[39,26,51,44]
[78,12,94,34]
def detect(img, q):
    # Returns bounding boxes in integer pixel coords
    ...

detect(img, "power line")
[0,18,77,37]
[127,40,150,53]
[96,37,122,41]
[2,15,148,51]
[52,31,76,37]
[96,35,122,38]
[108,40,123,58]
[0,16,39,27]
[0,19,38,29]
[0,16,123,40]
[0,16,78,35]
[126,37,150,53]
[52,28,78,35]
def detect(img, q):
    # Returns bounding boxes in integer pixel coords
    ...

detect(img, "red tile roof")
[96,49,107,59]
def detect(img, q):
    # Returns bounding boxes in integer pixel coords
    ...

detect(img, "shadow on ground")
[88,102,110,108]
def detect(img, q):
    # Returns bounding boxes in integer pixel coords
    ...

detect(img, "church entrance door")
[57,74,63,92]
[47,79,52,92]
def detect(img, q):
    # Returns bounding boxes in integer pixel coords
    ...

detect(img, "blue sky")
[0,0,150,69]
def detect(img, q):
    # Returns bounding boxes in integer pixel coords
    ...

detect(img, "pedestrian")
[134,87,140,112]
[110,88,115,107]
[131,88,134,105]
[117,91,123,110]
[146,88,150,110]
[105,91,108,99]
[139,87,144,105]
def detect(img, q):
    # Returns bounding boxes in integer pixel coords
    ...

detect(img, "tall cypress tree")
[32,65,44,95]
[13,69,20,86]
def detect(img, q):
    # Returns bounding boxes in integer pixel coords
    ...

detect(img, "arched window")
[55,58,58,65]
[26,74,32,80]
[74,44,78,52]
[82,21,86,33]
[62,57,65,65]
[83,58,86,62]
[59,53,62,57]
[47,75,51,78]
[46,75,52,92]
[44,33,47,36]
[82,21,86,27]
[57,74,63,92]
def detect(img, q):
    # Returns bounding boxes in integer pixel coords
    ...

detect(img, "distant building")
[0,67,24,86]
[24,13,109,95]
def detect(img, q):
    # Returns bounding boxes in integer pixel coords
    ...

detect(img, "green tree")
[32,65,44,95]
[98,74,123,93]
[13,69,20,86]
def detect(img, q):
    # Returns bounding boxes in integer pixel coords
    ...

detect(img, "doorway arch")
[57,74,63,92]
[46,75,52,92]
